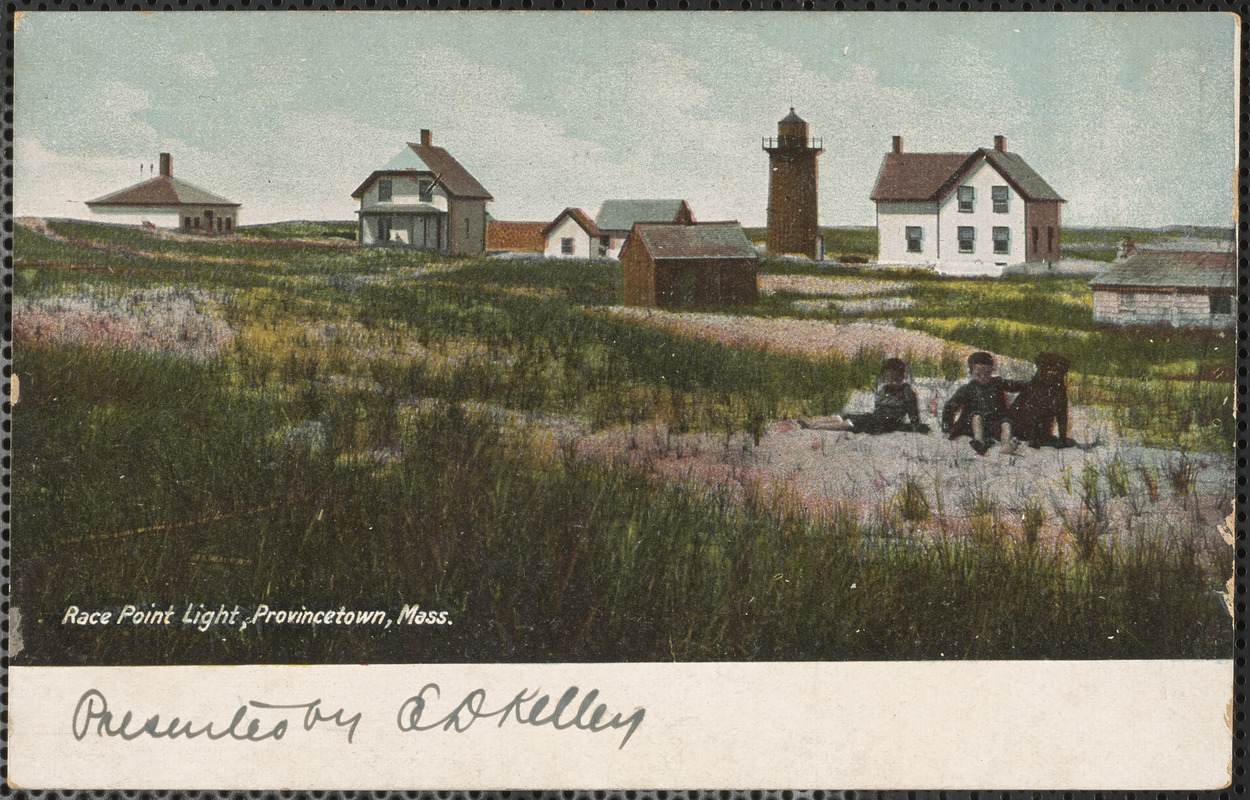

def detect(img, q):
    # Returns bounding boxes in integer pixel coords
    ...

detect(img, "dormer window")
[378,179,393,202]
[957,186,975,213]
[419,179,434,203]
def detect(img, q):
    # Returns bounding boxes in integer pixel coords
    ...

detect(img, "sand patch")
[602,306,1030,370]
[760,274,910,297]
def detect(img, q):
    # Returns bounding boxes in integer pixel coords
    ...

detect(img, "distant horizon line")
[24,214,1237,235]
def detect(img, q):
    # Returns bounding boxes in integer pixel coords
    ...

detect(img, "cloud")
[29,80,165,156]
[177,50,218,79]
[13,14,1236,229]
[14,137,157,216]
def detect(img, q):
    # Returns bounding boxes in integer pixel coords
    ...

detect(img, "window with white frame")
[561,237,575,255]
[957,186,975,213]
[992,186,1009,213]
[1119,292,1136,311]
[418,179,434,203]
[958,226,975,253]
[905,226,923,253]
[992,226,1010,254]
[378,179,393,202]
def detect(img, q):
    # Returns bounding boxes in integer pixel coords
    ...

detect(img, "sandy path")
[758,274,910,297]
[602,306,1032,374]
[522,398,1232,555]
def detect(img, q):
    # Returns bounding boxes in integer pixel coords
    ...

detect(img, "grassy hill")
[11,219,1233,666]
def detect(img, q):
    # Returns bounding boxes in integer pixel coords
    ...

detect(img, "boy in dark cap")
[799,357,929,434]
[941,351,1028,455]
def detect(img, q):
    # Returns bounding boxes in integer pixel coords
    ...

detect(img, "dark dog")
[1009,353,1072,448]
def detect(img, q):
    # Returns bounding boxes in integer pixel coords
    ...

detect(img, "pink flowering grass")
[14,286,233,359]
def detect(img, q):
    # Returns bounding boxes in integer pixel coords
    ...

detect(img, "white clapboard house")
[352,130,492,255]
[871,135,1064,277]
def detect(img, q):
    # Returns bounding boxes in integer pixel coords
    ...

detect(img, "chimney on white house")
[420,129,432,146]
[994,135,1006,153]
[892,135,903,154]
[159,153,172,177]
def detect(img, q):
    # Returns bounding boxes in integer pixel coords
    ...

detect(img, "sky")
[13,12,1239,228]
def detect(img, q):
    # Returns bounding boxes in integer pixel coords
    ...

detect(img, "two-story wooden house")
[871,135,1064,277]
[352,130,492,255]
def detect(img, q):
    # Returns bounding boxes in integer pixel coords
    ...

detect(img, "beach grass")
[12,219,1232,664]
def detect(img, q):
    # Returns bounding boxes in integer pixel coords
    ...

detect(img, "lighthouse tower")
[764,108,824,258]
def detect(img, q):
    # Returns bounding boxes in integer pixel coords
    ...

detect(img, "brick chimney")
[420,129,432,147]
[159,153,172,177]
[993,135,1006,153]
[892,135,903,154]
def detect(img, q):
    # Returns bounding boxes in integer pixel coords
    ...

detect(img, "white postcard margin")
[9,659,1233,790]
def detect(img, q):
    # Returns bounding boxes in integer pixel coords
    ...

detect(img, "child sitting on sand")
[798,357,929,435]
[941,351,1028,455]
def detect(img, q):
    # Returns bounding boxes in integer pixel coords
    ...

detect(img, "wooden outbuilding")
[621,222,759,308]
[1089,249,1235,329]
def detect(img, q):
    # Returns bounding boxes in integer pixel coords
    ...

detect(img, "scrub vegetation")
[12,220,1232,665]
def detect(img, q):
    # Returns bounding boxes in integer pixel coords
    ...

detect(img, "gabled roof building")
[1089,249,1236,329]
[621,222,758,308]
[871,135,1064,277]
[543,207,603,259]
[86,153,240,234]
[352,129,492,255]
[594,199,695,259]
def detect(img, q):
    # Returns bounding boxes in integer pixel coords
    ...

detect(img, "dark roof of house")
[628,222,758,261]
[871,148,1064,203]
[1089,250,1236,291]
[407,142,493,200]
[544,207,600,238]
[595,199,691,233]
[86,175,240,208]
[351,143,493,201]
[487,221,547,252]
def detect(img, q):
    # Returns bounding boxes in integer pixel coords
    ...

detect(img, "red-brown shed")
[621,222,759,308]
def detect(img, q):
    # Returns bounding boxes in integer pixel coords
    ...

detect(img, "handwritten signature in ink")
[72,689,363,743]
